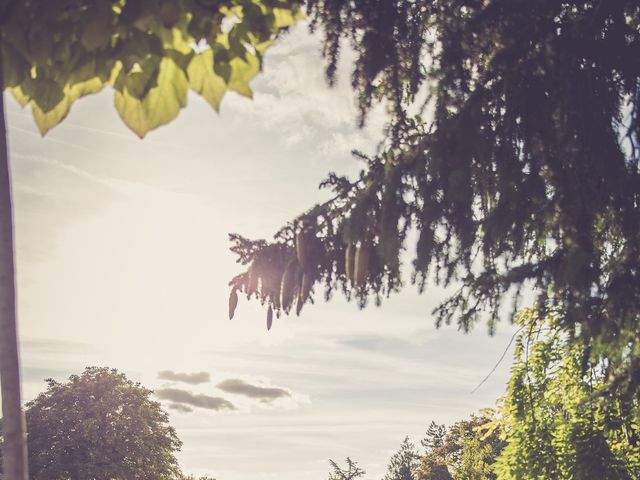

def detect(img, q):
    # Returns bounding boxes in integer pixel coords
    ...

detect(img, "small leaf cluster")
[1,0,304,136]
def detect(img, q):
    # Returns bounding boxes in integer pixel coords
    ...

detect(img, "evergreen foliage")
[383,437,419,480]
[419,420,452,480]
[421,421,446,453]
[328,457,366,480]
[229,0,640,407]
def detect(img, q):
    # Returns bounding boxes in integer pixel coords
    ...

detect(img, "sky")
[4,24,519,480]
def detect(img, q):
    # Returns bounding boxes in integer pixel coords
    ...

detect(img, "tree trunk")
[0,85,28,477]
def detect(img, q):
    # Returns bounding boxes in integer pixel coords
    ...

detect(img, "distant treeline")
[330,310,640,480]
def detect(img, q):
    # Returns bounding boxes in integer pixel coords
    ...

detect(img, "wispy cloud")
[10,151,131,194]
[158,370,211,385]
[22,338,93,355]
[217,378,291,402]
[167,403,194,413]
[155,388,235,411]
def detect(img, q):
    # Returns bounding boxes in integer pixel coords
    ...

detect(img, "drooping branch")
[229,0,640,404]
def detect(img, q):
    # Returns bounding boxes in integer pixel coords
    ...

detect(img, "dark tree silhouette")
[328,457,366,480]
[229,0,640,406]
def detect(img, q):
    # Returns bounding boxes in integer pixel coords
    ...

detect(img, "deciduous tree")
[494,310,640,480]
[417,415,504,480]
[1,367,182,480]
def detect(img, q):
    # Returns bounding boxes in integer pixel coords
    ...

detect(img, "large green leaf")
[187,50,226,111]
[114,57,188,138]
[32,77,106,135]
[228,53,260,98]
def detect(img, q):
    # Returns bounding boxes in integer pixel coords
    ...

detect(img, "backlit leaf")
[114,57,188,138]
[272,8,296,28]
[187,50,226,111]
[32,77,105,135]
[1,0,303,136]
[227,53,260,98]
[8,85,30,107]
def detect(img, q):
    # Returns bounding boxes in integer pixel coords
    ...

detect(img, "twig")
[470,325,523,394]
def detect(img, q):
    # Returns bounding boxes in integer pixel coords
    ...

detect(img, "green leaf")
[126,68,160,99]
[254,40,275,56]
[69,56,98,84]
[114,57,188,138]
[114,56,161,99]
[227,53,260,98]
[30,77,65,114]
[228,24,250,59]
[165,48,193,71]
[272,8,296,28]
[81,17,113,51]
[214,59,232,83]
[187,50,226,111]
[1,43,29,88]
[32,77,105,135]
[159,1,182,28]
[160,27,193,56]
[119,31,164,70]
[1,0,301,136]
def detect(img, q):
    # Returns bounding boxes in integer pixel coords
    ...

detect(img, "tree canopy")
[494,310,640,480]
[1,0,303,137]
[228,0,640,402]
[417,414,504,480]
[2,367,182,480]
